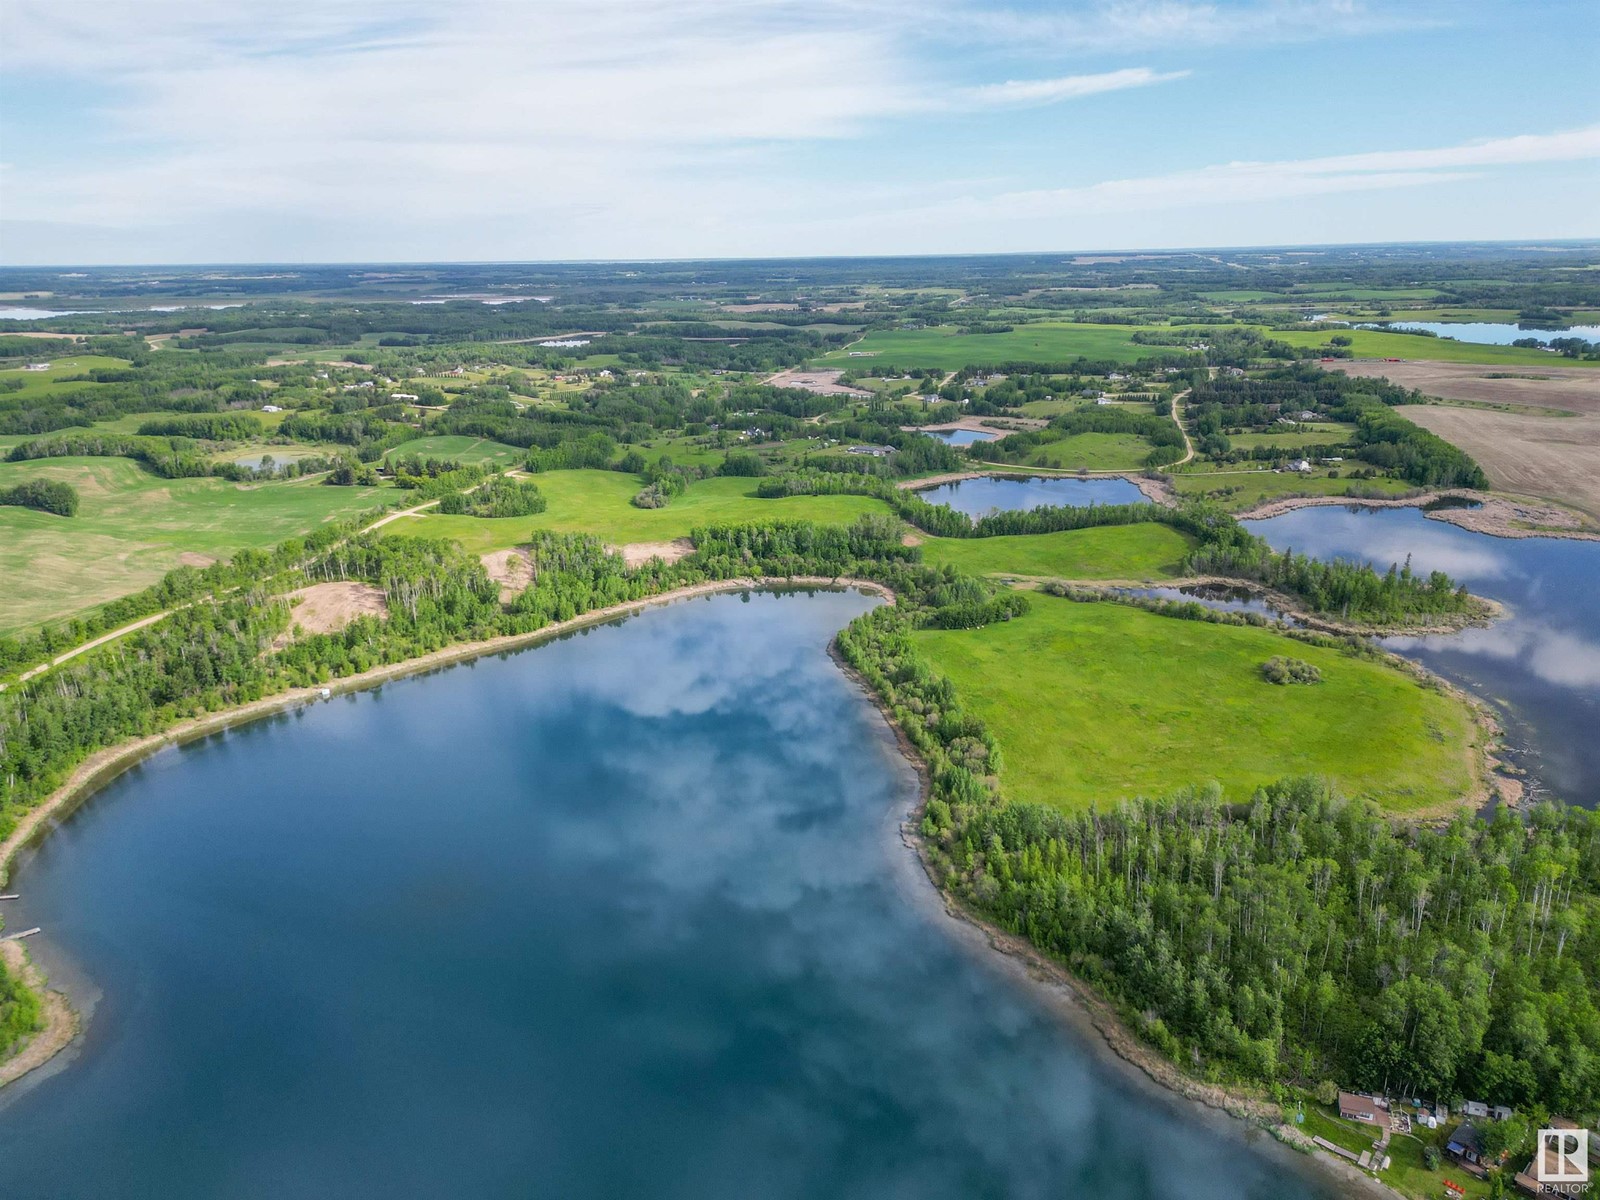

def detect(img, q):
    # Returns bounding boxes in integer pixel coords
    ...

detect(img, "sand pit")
[481,548,533,603]
[763,367,872,398]
[285,582,388,635]
[1330,360,1600,415]
[617,539,694,569]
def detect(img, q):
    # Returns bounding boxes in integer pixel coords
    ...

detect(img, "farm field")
[919,524,1192,581]
[913,593,1478,813]
[1227,424,1353,450]
[384,435,527,466]
[1268,327,1599,366]
[0,457,387,634]
[1398,404,1600,520]
[821,323,1151,369]
[378,469,890,554]
[993,431,1154,470]
[1328,360,1600,414]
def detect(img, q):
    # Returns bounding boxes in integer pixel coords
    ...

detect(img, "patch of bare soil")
[284,582,388,636]
[762,367,873,398]
[1397,406,1600,522]
[1329,360,1600,415]
[481,547,533,603]
[617,538,694,569]
[176,551,215,568]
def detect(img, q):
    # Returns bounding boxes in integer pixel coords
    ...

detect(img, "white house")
[24,362,50,371]
[1287,459,1313,473]
[261,404,283,413]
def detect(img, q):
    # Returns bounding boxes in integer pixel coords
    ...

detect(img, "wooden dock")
[1,927,40,941]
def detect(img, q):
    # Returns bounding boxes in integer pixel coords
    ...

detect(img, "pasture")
[821,323,1152,370]
[919,524,1192,581]
[1267,327,1598,366]
[379,469,891,554]
[0,457,386,635]
[913,593,1478,813]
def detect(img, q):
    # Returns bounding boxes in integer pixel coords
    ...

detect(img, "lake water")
[923,428,1000,446]
[1119,583,1293,623]
[918,475,1149,518]
[0,590,1330,1199]
[1246,506,1600,804]
[1365,321,1600,346]
[0,308,88,321]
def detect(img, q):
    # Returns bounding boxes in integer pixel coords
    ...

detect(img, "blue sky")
[1,0,1596,264]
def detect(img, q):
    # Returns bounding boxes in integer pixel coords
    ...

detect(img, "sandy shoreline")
[1234,488,1600,540]
[0,575,895,1087]
[0,939,77,1091]
[829,644,1405,1200]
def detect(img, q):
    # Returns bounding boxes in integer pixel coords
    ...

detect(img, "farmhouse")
[847,445,897,458]
[260,404,283,413]
[1287,459,1313,473]
[24,362,49,371]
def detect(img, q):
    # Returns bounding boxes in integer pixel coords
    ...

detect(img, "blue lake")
[0,589,1331,1200]
[918,475,1149,518]
[1246,506,1600,804]
[1364,321,1600,346]
[922,428,1000,446]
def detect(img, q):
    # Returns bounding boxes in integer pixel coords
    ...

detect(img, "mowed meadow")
[379,468,892,553]
[0,457,385,635]
[914,592,1479,814]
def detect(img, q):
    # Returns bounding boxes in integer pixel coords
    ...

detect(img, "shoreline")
[0,574,895,1087]
[829,643,1401,1200]
[1232,488,1600,541]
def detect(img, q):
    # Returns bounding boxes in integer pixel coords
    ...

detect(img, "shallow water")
[0,589,1332,1199]
[919,475,1148,518]
[1246,506,1600,804]
[1364,320,1600,346]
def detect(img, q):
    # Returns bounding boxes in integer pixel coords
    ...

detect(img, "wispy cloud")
[908,127,1600,222]
[959,67,1189,108]
[950,0,1449,52]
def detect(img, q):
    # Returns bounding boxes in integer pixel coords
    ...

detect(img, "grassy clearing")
[1269,327,1598,366]
[920,524,1192,580]
[820,323,1151,369]
[913,593,1477,813]
[380,469,890,553]
[1002,431,1155,470]
[384,435,527,466]
[0,457,387,635]
[1170,470,1416,510]
[1227,424,1354,450]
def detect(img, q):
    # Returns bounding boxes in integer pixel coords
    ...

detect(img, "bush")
[1261,656,1321,685]
[0,479,79,516]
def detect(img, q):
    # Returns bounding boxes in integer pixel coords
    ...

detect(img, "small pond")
[917,475,1148,518]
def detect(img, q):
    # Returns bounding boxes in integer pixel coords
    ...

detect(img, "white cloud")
[952,0,1447,51]
[959,67,1189,108]
[902,127,1600,224]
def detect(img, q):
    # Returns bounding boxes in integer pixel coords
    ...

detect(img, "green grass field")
[919,525,1192,581]
[0,457,386,635]
[1003,431,1155,470]
[913,593,1477,812]
[821,323,1152,369]
[1227,424,1354,451]
[0,355,129,400]
[384,435,527,466]
[380,469,890,553]
[1170,470,1416,510]
[1268,327,1599,366]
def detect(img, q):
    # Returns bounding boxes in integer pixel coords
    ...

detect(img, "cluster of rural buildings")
[1336,1091,1596,1195]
